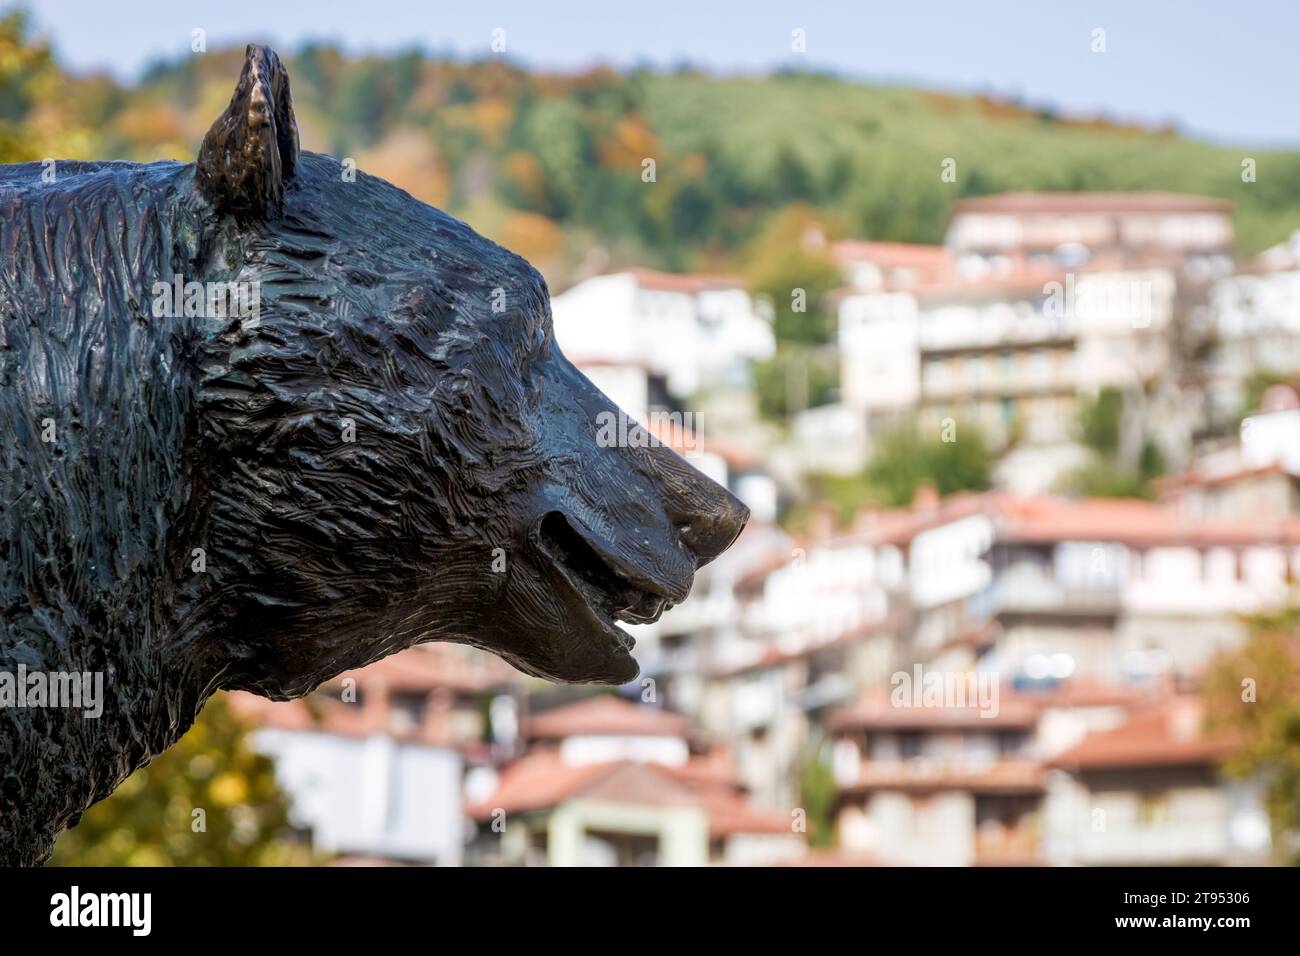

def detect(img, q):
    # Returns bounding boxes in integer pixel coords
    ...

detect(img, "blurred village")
[3,13,1299,866]
[208,192,1299,868]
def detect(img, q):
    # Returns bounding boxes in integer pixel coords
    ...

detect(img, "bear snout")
[674,487,750,567]
[629,441,751,569]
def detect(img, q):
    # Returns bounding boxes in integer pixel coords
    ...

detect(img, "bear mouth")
[537,511,677,653]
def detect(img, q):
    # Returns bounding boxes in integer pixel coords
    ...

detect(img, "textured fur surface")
[0,46,747,864]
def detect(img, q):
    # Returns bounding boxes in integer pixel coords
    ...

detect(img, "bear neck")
[0,163,230,864]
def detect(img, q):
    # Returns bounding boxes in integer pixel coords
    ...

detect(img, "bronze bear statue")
[0,45,747,865]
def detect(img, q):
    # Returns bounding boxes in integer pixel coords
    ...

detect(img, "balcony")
[991,572,1121,617]
[841,759,1045,794]
[1071,823,1228,864]
[920,373,1075,401]
[917,311,1075,353]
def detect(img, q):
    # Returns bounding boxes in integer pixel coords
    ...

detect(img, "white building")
[551,268,779,521]
[830,687,1271,866]
[838,265,1178,447]
[466,695,803,867]
[252,728,464,864]
[833,193,1233,477]
[1208,230,1300,419]
[945,191,1234,278]
[551,268,775,404]
[1045,698,1270,866]
[228,644,522,865]
[1161,387,1300,522]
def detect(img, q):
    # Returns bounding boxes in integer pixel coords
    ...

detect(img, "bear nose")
[676,486,749,565]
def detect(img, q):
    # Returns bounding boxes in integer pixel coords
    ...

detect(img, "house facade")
[466,695,803,866]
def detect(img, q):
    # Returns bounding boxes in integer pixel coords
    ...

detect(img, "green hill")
[4,10,1298,279]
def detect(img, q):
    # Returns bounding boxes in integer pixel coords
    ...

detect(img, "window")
[1030,349,1049,379]
[898,731,924,760]
[996,731,1024,756]
[1000,397,1017,432]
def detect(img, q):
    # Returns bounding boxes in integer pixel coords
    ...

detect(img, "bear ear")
[196,43,300,221]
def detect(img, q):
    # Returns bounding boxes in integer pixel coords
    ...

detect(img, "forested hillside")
[3,9,1298,285]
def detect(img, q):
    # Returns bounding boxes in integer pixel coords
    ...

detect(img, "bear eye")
[529,309,553,359]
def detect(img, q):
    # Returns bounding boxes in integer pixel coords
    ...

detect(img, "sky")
[30,0,1300,147]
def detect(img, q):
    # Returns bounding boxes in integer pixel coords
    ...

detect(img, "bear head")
[182,45,749,695]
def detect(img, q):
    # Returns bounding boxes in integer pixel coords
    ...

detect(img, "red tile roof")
[696,786,793,837]
[832,240,949,269]
[467,750,791,837]
[994,494,1300,547]
[832,240,954,289]
[467,750,622,816]
[1049,698,1238,771]
[914,266,1067,302]
[668,745,742,789]
[846,491,1300,551]
[828,694,1040,732]
[951,192,1231,215]
[575,761,702,809]
[526,695,691,740]
[838,760,1045,795]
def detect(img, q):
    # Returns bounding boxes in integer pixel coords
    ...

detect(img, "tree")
[753,344,839,420]
[51,695,314,866]
[1078,386,1123,457]
[1066,459,1152,499]
[863,419,992,507]
[798,742,837,849]
[1069,387,1165,499]
[0,10,100,163]
[1241,368,1295,418]
[0,10,55,162]
[1205,605,1300,865]
[744,206,844,346]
